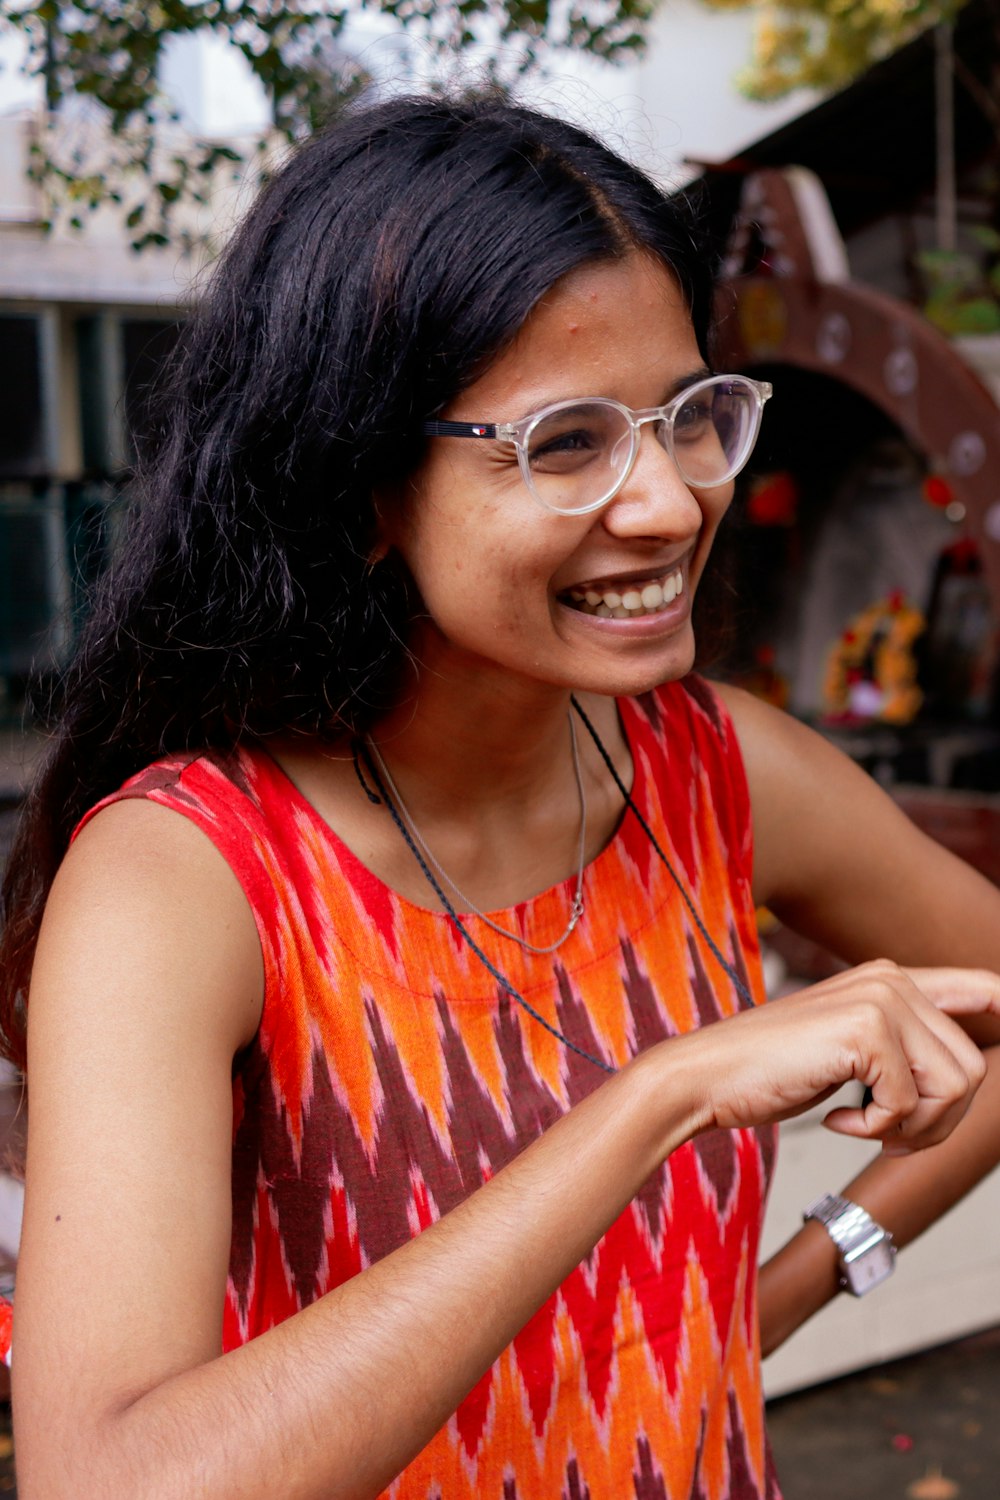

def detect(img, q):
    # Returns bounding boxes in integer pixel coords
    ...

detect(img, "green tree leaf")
[701,0,964,100]
[2,0,654,251]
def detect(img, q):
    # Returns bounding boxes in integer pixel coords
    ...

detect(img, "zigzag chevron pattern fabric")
[80,678,780,1499]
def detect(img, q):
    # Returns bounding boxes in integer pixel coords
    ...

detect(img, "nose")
[599,425,711,540]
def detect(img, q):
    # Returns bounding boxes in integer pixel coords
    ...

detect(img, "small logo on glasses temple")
[471,426,489,436]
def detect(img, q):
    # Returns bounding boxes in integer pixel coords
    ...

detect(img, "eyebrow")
[669,367,714,396]
[509,367,716,422]
[431,367,720,437]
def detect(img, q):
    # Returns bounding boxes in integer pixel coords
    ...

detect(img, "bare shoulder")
[713,678,917,835]
[711,681,1000,979]
[712,678,838,773]
[710,679,885,858]
[36,795,264,1056]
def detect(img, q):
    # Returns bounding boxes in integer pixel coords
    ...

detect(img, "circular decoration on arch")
[948,431,987,477]
[816,312,851,364]
[984,500,1000,542]
[884,347,918,397]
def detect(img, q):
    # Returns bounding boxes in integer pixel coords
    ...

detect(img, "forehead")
[450,252,700,419]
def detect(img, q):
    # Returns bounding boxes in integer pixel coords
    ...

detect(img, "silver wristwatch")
[803,1193,897,1298]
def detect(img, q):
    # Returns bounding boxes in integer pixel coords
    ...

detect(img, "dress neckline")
[254,695,650,929]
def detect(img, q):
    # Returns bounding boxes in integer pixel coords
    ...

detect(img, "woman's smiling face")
[384,251,733,702]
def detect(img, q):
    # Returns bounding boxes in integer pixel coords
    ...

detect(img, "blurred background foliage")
[0,0,656,248]
[701,0,962,99]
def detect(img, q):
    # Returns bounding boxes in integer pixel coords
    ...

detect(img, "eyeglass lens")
[525,379,760,513]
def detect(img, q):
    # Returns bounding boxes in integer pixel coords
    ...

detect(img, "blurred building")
[1,2,999,1396]
[683,0,1000,1396]
[694,1,1000,786]
[0,104,190,720]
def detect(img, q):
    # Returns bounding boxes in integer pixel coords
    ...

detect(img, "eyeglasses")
[422,373,772,516]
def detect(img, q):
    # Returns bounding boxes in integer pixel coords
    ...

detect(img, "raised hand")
[679,961,997,1153]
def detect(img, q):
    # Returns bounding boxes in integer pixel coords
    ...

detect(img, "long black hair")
[0,91,714,1068]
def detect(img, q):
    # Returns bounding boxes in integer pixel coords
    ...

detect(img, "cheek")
[397,513,510,618]
[393,470,586,618]
[705,479,735,526]
[688,484,733,587]
[391,490,472,583]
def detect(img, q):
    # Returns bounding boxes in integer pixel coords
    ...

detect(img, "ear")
[366,486,390,568]
[370,482,407,561]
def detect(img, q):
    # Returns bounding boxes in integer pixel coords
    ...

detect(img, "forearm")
[37,1044,703,1500]
[25,949,998,1497]
[759,1042,1000,1355]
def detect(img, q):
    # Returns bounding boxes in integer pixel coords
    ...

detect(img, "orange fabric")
[80,677,780,1499]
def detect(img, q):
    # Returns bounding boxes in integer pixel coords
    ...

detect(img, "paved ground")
[768,1324,1000,1500]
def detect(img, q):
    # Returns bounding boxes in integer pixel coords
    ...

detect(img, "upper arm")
[14,798,264,1473]
[716,682,1000,1043]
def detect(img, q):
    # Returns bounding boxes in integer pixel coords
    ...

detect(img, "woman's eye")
[528,427,601,468]
[673,401,713,438]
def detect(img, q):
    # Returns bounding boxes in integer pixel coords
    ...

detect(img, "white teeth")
[566,567,684,619]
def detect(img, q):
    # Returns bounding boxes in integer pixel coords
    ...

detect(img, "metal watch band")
[803,1193,896,1298]
[803,1193,877,1251]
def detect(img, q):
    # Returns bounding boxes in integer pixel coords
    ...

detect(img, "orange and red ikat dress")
[80,677,781,1500]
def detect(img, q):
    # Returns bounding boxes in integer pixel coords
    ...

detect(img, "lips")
[561,567,685,619]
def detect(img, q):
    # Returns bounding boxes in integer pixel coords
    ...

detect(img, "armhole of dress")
[705,680,755,885]
[669,675,757,888]
[71,771,277,1074]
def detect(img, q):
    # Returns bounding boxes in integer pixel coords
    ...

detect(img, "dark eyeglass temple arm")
[422,420,499,439]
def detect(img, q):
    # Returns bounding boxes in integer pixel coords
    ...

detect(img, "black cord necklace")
[353,695,752,1075]
[568,696,753,1009]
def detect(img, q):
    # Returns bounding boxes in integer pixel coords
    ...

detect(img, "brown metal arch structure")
[709,168,1000,603]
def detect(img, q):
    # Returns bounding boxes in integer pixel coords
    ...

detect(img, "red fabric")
[76,678,781,1499]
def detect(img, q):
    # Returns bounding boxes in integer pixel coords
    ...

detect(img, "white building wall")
[2,4,821,205]
[1,6,817,312]
[632,0,818,182]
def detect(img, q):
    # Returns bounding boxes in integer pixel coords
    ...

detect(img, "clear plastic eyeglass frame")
[421,373,773,516]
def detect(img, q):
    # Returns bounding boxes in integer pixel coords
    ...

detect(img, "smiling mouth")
[561,567,685,619]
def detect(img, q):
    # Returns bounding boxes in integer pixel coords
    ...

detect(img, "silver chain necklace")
[364,713,587,954]
[355,696,753,1075]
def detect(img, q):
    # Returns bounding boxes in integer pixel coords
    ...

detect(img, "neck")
[360,667,625,918]
[368,664,585,815]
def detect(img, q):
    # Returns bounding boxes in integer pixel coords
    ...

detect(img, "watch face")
[843,1237,896,1296]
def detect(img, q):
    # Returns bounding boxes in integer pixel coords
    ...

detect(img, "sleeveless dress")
[77,676,781,1500]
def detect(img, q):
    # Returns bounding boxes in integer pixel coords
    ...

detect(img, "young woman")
[3,96,999,1500]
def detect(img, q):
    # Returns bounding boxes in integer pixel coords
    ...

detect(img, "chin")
[571,639,698,700]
